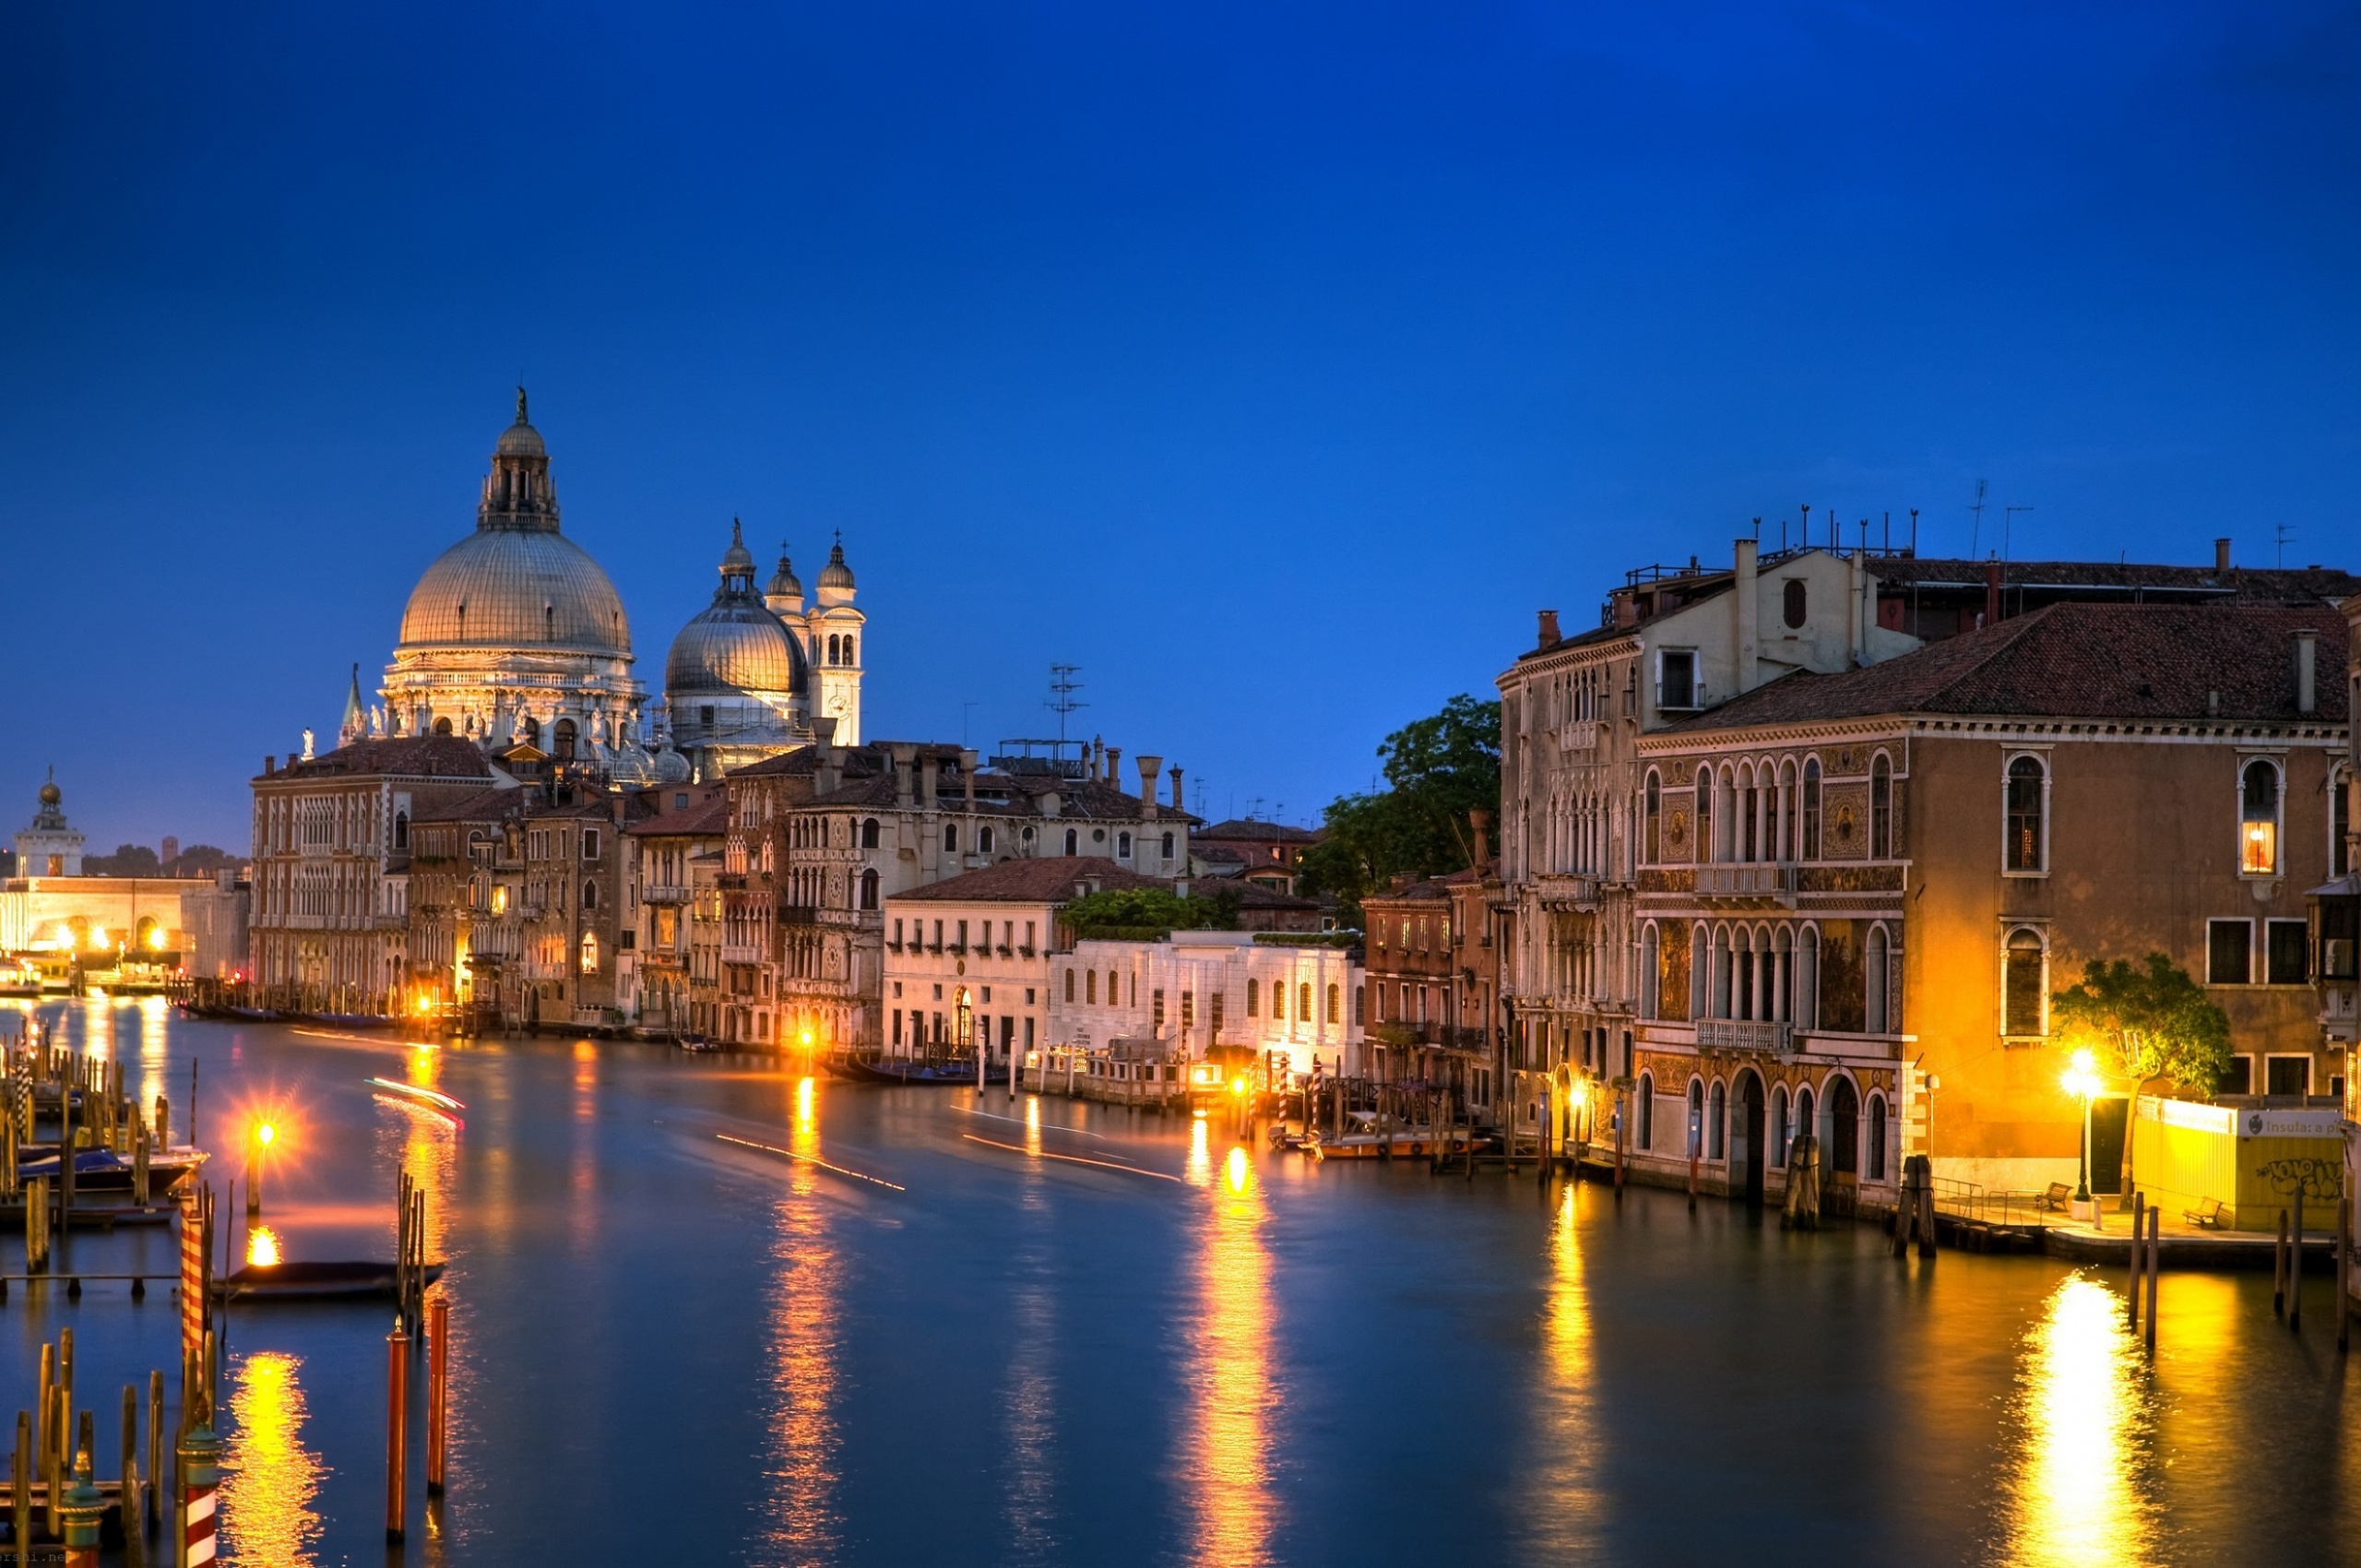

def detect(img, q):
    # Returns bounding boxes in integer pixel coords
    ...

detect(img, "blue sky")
[4,3,2356,851]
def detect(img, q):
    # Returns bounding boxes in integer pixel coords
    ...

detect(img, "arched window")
[393,812,409,849]
[1864,924,1889,1034]
[1687,1079,1705,1157]
[1326,984,1340,1024]
[1246,979,1260,1016]
[1637,1073,1655,1150]
[1709,1081,1726,1159]
[1867,1094,1888,1181]
[1689,924,1708,1020]
[1109,969,1121,1004]
[1064,968,1076,1004]
[979,826,995,854]
[1771,1086,1789,1167]
[859,869,879,910]
[2004,926,2047,1037]
[1784,577,1808,628]
[1063,828,1078,856]
[1643,770,1661,863]
[1695,772,1713,864]
[553,719,577,760]
[1797,1085,1816,1156]
[827,635,840,664]
[1639,923,1660,1018]
[2005,755,2047,872]
[1273,983,1287,1022]
[1801,757,1822,859]
[582,879,598,910]
[1086,970,1097,1004]
[944,825,958,852]
[861,818,880,849]
[520,715,541,747]
[1869,754,1892,859]
[1299,982,1312,1021]
[1797,925,1820,1031]
[843,636,855,665]
[2241,758,2282,875]
[1160,831,1175,860]
[433,717,453,735]
[1118,831,1133,857]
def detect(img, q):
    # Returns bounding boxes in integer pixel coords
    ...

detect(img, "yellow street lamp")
[2061,1048,2100,1203]
[247,1119,279,1217]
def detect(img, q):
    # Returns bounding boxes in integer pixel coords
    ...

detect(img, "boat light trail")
[364,1077,465,1114]
[718,1133,907,1193]
[955,1104,1111,1140]
[962,1134,1187,1182]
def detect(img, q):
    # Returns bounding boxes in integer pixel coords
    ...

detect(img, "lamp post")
[2063,1049,2099,1206]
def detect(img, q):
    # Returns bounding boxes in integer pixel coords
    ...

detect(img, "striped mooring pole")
[179,1420,221,1566]
[60,1444,103,1568]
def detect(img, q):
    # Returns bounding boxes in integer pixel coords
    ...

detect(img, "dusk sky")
[4,3,2355,852]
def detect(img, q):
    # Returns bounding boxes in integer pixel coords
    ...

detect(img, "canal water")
[5,997,2356,1566]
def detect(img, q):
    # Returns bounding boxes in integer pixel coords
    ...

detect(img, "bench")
[2184,1197,2228,1229]
[2037,1182,2072,1213]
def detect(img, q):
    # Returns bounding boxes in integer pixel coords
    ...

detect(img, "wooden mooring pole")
[2129,1192,2145,1329]
[384,1324,408,1543]
[2340,1194,2353,1356]
[427,1296,450,1496]
[2292,1183,2306,1331]
[2275,1209,2289,1317]
[2144,1204,2159,1356]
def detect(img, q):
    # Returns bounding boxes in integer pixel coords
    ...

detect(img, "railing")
[643,884,689,905]
[1929,1177,2048,1229]
[1695,1017,1793,1053]
[777,904,818,925]
[1560,720,1600,752]
[1695,862,1797,899]
[1535,874,1598,907]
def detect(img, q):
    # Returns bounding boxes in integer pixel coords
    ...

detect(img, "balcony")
[1696,1018,1794,1053]
[643,884,689,905]
[777,903,818,925]
[1695,862,1797,904]
[1535,874,1599,909]
[1560,720,1600,752]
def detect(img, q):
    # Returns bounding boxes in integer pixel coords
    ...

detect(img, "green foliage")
[1062,885,1238,935]
[1297,694,1500,924]
[2051,952,2233,1092]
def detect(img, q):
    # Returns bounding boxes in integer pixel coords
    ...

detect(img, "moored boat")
[213,1258,445,1301]
[841,1055,980,1086]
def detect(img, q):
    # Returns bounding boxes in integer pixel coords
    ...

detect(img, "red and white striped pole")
[179,1419,221,1566]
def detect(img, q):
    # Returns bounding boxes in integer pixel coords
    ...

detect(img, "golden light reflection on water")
[1524,1181,1602,1556]
[759,1072,842,1563]
[2002,1274,2157,1567]
[220,1351,325,1567]
[1183,1132,1275,1568]
[246,1224,281,1266]
[1004,1091,1055,1561]
[138,996,169,1112]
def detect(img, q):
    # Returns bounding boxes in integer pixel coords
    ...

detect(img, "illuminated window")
[1325,983,1340,1025]
[2004,755,2046,873]
[1246,979,1259,1016]
[1867,1094,1888,1181]
[578,931,599,974]
[1086,970,1097,1004]
[1869,754,1892,859]
[2240,758,2281,875]
[491,885,509,916]
[1643,770,1661,863]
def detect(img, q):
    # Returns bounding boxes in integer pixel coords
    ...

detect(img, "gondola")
[840,1056,981,1086]
[15,1146,207,1194]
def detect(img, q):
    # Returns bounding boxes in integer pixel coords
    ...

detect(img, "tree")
[2051,952,2232,1091]
[1297,694,1501,925]
[1062,886,1238,936]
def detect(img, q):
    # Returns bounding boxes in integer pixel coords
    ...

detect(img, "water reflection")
[1181,1118,1275,1568]
[246,1224,281,1266]
[2001,1274,2158,1566]
[756,1075,842,1563]
[220,1350,326,1566]
[1523,1181,1602,1556]
[1003,1094,1056,1562]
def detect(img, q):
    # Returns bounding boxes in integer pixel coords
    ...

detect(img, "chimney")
[263,755,275,777]
[1041,789,1062,818]
[890,742,918,807]
[2215,538,2232,573]
[1733,538,1759,691]
[1470,809,1492,874]
[1106,745,1121,788]
[1136,754,1163,821]
[1169,765,1184,814]
[920,753,941,811]
[1092,737,1105,782]
[1847,546,1865,666]
[961,748,979,815]
[2296,628,2318,714]
[1537,609,1561,649]
[1982,560,2000,631]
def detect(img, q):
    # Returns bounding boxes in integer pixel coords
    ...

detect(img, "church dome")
[38,781,59,807]
[767,547,803,602]
[397,528,633,655]
[818,539,855,592]
[665,525,808,699]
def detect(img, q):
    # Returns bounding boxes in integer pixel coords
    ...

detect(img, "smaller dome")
[818,538,854,591]
[495,387,545,457]
[38,781,60,806]
[719,518,756,578]
[655,747,692,784]
[767,545,803,601]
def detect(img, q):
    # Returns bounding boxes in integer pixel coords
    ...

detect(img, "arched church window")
[393,812,409,849]
[979,826,995,853]
[553,719,577,760]
[859,870,879,910]
[1118,831,1133,857]
[520,716,540,748]
[582,880,598,911]
[433,718,453,736]
[861,818,880,849]
[1063,828,1078,856]
[827,636,839,664]
[843,636,856,664]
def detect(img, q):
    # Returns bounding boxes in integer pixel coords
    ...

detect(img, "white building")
[13,775,85,877]
[1050,929,1365,1078]
[880,857,1165,1064]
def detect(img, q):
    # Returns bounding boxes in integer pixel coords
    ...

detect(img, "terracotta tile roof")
[410,785,527,825]
[262,736,492,782]
[1869,556,2361,601]
[626,790,731,837]
[889,856,1170,904]
[1672,603,2350,731]
[1361,871,1472,905]
[1218,880,1319,910]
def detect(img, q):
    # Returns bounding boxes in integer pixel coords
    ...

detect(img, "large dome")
[397,528,633,656]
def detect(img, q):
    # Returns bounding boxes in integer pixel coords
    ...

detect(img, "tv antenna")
[1968,479,1987,558]
[1046,664,1086,746]
[2275,522,2295,567]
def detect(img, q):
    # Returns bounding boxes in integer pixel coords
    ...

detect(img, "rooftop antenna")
[2275,522,2294,567]
[1777,513,1786,553]
[2004,505,2033,564]
[1882,511,1891,554]
[1909,507,1919,555]
[1969,479,1987,558]
[1799,503,1810,552]
[1046,664,1086,748]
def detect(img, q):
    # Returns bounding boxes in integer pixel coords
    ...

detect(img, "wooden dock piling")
[385,1324,408,1543]
[2129,1193,2145,1328]
[10,1410,26,1568]
[427,1296,450,1496]
[2144,1205,2159,1354]
[2275,1209,2288,1316]
[2292,1184,2306,1331]
[120,1386,143,1568]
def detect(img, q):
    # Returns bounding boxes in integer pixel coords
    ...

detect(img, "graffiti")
[2251,1156,2341,1200]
